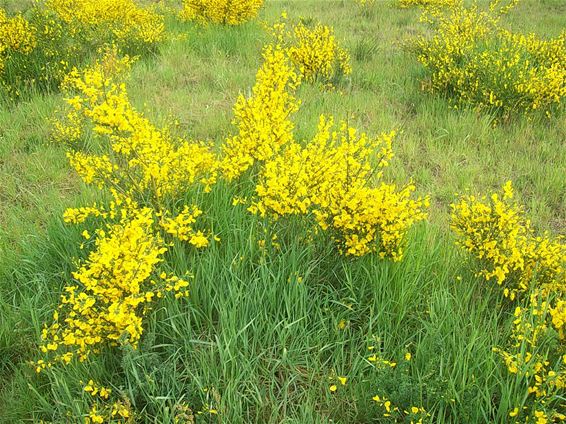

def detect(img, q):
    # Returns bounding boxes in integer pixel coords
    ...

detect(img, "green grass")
[0,0,564,422]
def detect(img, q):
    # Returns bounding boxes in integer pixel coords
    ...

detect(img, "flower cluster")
[179,0,264,25]
[0,9,36,76]
[0,8,38,96]
[160,205,210,248]
[45,0,164,45]
[35,195,192,371]
[372,395,429,423]
[451,182,565,422]
[414,0,566,117]
[270,14,352,84]
[251,116,428,259]
[83,380,133,423]
[451,181,564,301]
[221,44,301,180]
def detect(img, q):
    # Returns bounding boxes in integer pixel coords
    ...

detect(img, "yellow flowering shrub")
[37,54,218,373]
[0,9,36,69]
[251,116,428,259]
[36,201,190,369]
[451,182,565,422]
[221,44,301,181]
[399,0,457,7]
[451,181,565,301]
[270,15,352,84]
[222,42,425,259]
[414,0,566,117]
[179,0,264,25]
[0,8,37,89]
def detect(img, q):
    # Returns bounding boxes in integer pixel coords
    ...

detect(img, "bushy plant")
[179,0,264,25]
[224,43,427,259]
[37,52,217,372]
[270,14,352,84]
[0,9,36,73]
[414,0,566,117]
[221,44,301,180]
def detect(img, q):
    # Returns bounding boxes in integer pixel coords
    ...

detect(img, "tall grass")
[0,0,564,422]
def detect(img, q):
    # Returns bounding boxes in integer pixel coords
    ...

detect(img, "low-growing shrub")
[37,52,217,372]
[270,14,352,84]
[179,0,264,25]
[414,0,566,117]
[221,44,301,180]
[251,116,428,259]
[224,43,426,259]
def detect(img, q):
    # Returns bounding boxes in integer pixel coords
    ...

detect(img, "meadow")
[0,0,564,422]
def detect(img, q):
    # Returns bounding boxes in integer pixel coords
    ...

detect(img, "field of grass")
[0,0,564,422]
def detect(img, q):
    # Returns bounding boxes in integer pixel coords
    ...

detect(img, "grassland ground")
[0,0,564,422]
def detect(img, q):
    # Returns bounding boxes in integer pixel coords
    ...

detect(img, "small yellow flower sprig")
[329,375,348,393]
[250,115,428,260]
[0,8,37,76]
[159,205,211,249]
[221,43,301,181]
[179,0,264,26]
[493,291,565,422]
[83,380,133,423]
[269,13,352,84]
[372,394,429,423]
